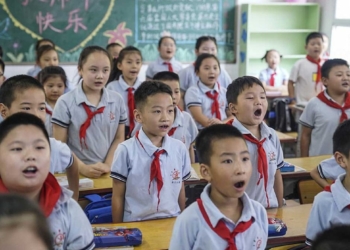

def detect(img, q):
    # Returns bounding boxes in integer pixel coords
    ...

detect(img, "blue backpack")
[84,194,113,224]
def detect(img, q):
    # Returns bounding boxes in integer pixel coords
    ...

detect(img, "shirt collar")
[331,173,350,211]
[232,119,272,140]
[75,80,113,108]
[198,80,220,94]
[157,56,175,64]
[266,67,280,74]
[45,102,53,111]
[200,184,257,227]
[119,76,142,91]
[172,106,184,128]
[137,127,171,157]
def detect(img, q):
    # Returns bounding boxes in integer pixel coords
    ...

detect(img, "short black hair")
[333,119,350,157]
[194,53,220,73]
[153,71,179,82]
[321,59,349,78]
[0,194,53,250]
[134,80,173,110]
[0,112,49,146]
[0,75,45,108]
[195,36,217,50]
[37,66,67,88]
[106,42,123,50]
[158,36,176,48]
[36,45,57,64]
[311,225,350,250]
[0,45,3,58]
[0,58,4,73]
[306,32,323,45]
[261,49,282,62]
[195,124,246,165]
[35,38,55,52]
[226,76,265,105]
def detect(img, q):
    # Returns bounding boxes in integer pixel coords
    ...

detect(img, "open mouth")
[234,181,245,188]
[208,76,216,81]
[23,166,38,174]
[160,125,169,130]
[254,108,262,117]
[342,82,349,87]
[166,50,172,54]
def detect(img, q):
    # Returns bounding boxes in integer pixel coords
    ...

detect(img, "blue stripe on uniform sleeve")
[182,171,191,181]
[51,118,70,128]
[110,172,127,182]
[277,161,285,169]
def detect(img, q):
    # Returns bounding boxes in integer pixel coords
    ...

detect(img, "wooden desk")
[289,104,305,113]
[93,204,312,249]
[276,131,297,144]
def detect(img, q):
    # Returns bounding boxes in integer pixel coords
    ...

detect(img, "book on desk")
[56,176,94,190]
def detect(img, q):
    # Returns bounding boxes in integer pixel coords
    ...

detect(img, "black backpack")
[269,98,297,132]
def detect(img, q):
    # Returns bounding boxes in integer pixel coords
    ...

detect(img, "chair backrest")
[298,180,324,204]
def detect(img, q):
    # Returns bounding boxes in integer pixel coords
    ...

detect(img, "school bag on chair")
[84,193,112,224]
[270,98,297,132]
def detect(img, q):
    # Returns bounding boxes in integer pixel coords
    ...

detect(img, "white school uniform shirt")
[258,67,289,87]
[45,102,53,137]
[306,173,350,246]
[49,138,74,174]
[106,77,142,126]
[289,58,323,105]
[178,64,232,92]
[52,80,127,164]
[232,119,284,208]
[169,184,268,250]
[27,65,42,77]
[185,81,228,130]
[48,186,95,250]
[145,56,183,79]
[131,106,198,150]
[299,90,350,156]
[317,156,345,180]
[110,128,191,222]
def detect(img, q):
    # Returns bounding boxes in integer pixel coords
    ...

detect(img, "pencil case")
[268,218,287,237]
[280,162,295,172]
[93,227,142,248]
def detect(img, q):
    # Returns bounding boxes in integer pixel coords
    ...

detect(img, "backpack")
[269,98,297,132]
[84,193,112,224]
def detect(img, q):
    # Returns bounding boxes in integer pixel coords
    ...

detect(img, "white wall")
[5,0,315,83]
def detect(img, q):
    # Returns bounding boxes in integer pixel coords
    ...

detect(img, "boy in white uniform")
[132,71,198,162]
[227,76,284,208]
[0,113,94,250]
[300,59,350,157]
[111,81,191,222]
[311,156,344,188]
[0,75,79,200]
[288,32,324,105]
[169,124,268,250]
[306,119,350,246]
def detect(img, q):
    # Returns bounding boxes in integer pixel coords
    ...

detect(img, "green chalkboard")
[0,0,235,63]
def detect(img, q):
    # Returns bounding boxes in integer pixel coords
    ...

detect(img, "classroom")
[0,0,349,249]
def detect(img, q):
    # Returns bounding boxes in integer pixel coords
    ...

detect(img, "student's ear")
[321,77,329,88]
[200,163,212,183]
[0,103,9,119]
[228,102,238,115]
[117,61,123,71]
[194,49,199,57]
[134,108,142,124]
[334,151,348,170]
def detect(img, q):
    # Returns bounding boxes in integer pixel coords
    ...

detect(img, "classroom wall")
[4,0,325,83]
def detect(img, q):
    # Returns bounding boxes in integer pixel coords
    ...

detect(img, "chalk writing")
[65,9,87,33]
[23,0,89,10]
[36,12,63,34]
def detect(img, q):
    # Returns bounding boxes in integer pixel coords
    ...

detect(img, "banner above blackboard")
[0,0,235,63]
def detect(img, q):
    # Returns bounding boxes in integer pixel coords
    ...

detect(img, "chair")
[298,180,324,204]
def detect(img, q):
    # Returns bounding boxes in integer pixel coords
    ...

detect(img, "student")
[52,46,127,178]
[37,66,67,137]
[311,225,350,250]
[111,81,191,223]
[305,119,350,246]
[132,71,198,163]
[311,156,343,188]
[106,46,142,138]
[300,59,350,157]
[146,36,183,79]
[321,32,330,61]
[106,42,123,59]
[0,75,79,200]
[0,113,94,250]
[27,39,55,77]
[259,49,289,92]
[34,45,59,78]
[288,32,324,105]
[178,36,232,93]
[185,53,232,130]
[0,58,5,87]
[227,76,284,208]
[169,124,268,250]
[0,194,53,250]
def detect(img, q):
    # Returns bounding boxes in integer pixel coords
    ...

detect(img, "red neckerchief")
[306,55,322,90]
[127,87,136,135]
[46,108,52,116]
[0,173,61,217]
[269,71,276,87]
[163,62,173,72]
[135,131,166,211]
[226,119,234,125]
[324,185,350,209]
[206,90,221,120]
[80,103,105,149]
[317,91,350,123]
[197,199,253,250]
[243,134,270,208]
